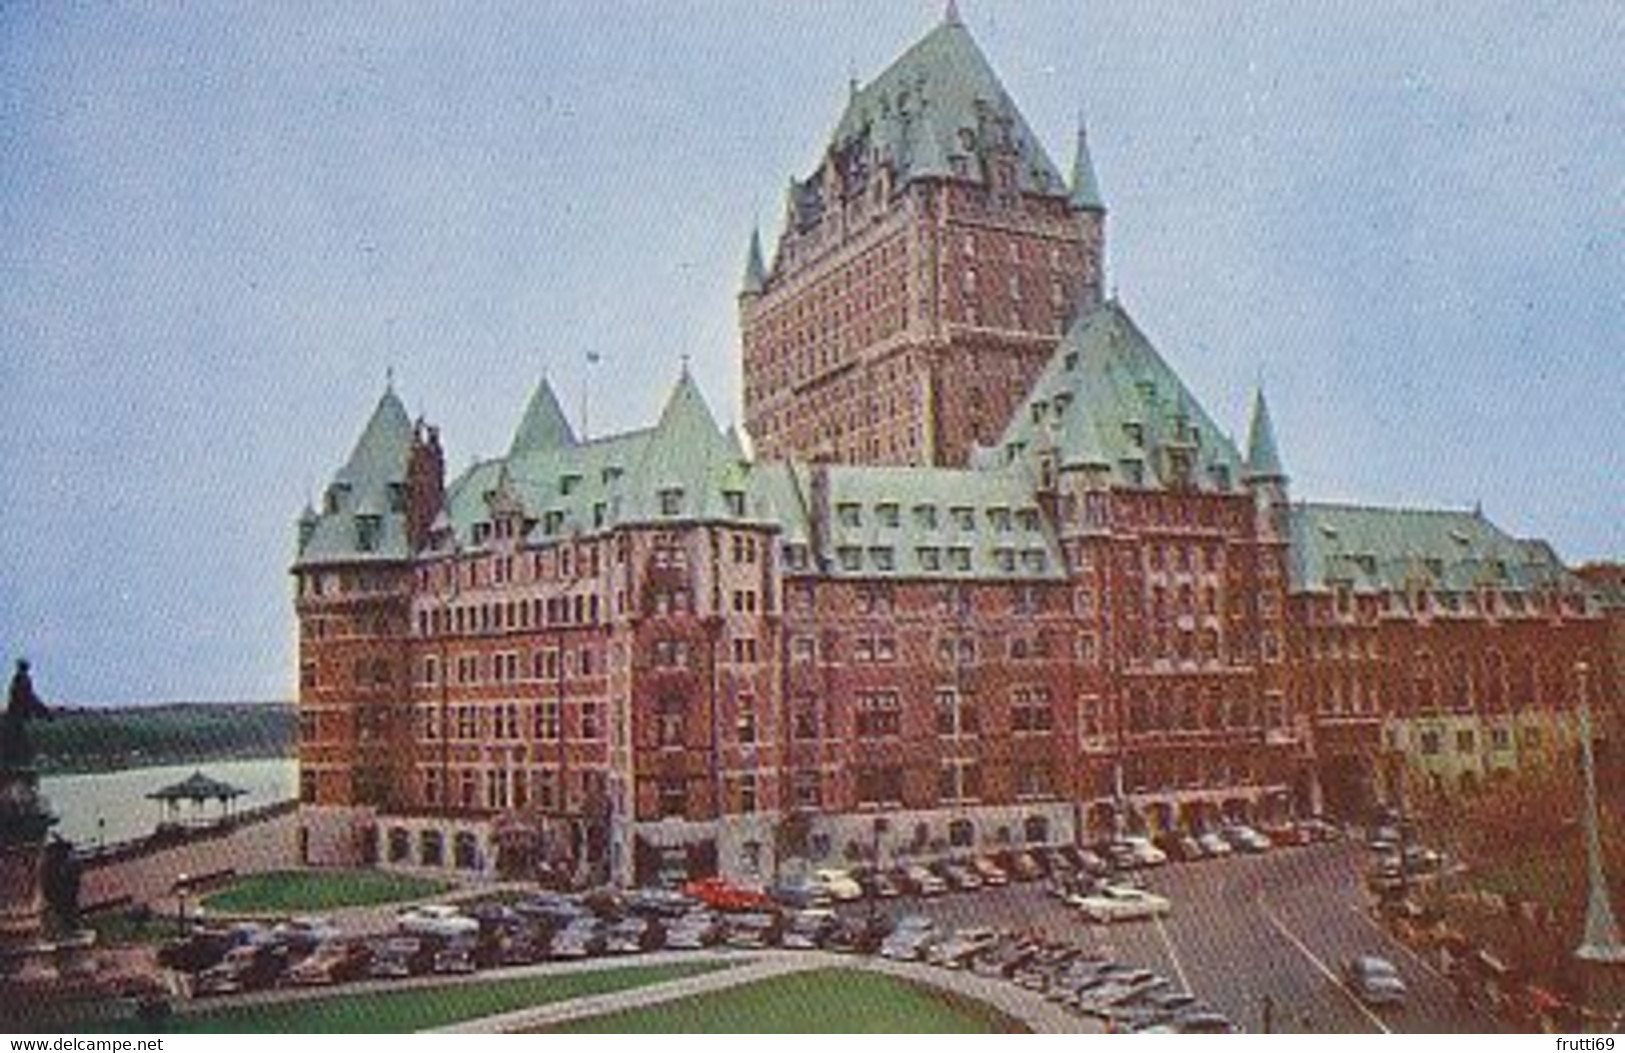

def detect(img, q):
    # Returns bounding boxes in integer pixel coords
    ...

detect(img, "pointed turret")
[1069,118,1105,213]
[336,385,413,491]
[741,226,767,296]
[1244,388,1286,481]
[508,376,576,457]
[944,0,962,26]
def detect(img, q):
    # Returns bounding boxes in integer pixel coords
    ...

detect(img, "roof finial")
[385,364,396,392]
[945,0,961,25]
[680,352,692,377]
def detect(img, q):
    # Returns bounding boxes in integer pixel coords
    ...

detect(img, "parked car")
[158,923,265,974]
[625,888,698,919]
[550,918,606,960]
[879,915,940,961]
[826,914,892,956]
[433,936,479,974]
[285,938,371,986]
[938,861,982,891]
[1222,825,1273,854]
[768,874,831,910]
[722,911,782,950]
[1111,836,1169,868]
[193,943,290,996]
[781,909,838,950]
[604,916,663,954]
[1259,820,1310,847]
[270,916,341,957]
[927,927,1000,968]
[1195,831,1234,858]
[515,892,592,927]
[1299,817,1342,842]
[970,857,1010,887]
[1158,834,1207,862]
[1137,1007,1239,1034]
[1345,956,1407,1006]
[397,904,480,940]
[855,867,901,900]
[998,850,1044,881]
[683,876,773,913]
[896,864,948,897]
[663,910,722,950]
[1072,885,1173,923]
[812,868,865,902]
[367,936,436,979]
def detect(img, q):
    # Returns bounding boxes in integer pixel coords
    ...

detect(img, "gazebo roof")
[147,770,246,802]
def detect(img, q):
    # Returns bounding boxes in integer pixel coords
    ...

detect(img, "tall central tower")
[740,5,1106,467]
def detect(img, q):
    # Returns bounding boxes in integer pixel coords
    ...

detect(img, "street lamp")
[174,872,190,936]
[1575,662,1623,962]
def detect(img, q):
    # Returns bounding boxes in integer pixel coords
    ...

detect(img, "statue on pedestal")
[1,658,60,989]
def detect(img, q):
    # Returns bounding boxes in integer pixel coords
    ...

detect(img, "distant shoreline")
[31,700,295,776]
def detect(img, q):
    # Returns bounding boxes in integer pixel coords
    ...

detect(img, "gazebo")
[147,770,246,829]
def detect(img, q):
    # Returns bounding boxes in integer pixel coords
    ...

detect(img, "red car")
[682,877,773,913]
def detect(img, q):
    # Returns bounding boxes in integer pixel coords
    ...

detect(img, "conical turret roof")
[741,227,767,295]
[509,377,577,457]
[1244,388,1286,481]
[1069,120,1105,212]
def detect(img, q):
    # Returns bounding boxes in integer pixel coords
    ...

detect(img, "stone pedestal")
[1,765,59,991]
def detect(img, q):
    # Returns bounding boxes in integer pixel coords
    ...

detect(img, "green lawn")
[83,961,731,1034]
[200,869,452,914]
[551,967,1024,1034]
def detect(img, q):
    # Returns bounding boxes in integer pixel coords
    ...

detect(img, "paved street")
[844,843,1506,1034]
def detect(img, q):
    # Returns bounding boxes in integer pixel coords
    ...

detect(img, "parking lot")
[841,841,1505,1033]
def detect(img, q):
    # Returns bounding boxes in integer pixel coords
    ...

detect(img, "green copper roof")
[996,301,1245,492]
[824,16,1068,197]
[509,377,577,457]
[813,463,1064,580]
[295,385,414,567]
[1244,388,1286,481]
[1288,502,1580,595]
[741,227,767,295]
[1069,122,1105,212]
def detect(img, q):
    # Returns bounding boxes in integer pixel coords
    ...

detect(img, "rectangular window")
[855,691,901,738]
[1012,686,1055,734]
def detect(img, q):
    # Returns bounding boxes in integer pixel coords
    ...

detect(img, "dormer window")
[875,502,900,529]
[659,488,683,517]
[989,507,1013,533]
[356,514,381,553]
[1210,465,1231,490]
[1123,423,1144,447]
[951,506,976,532]
[724,490,746,518]
[602,467,623,486]
[949,547,973,572]
[836,503,862,528]
[387,483,407,513]
[325,483,350,514]
[1121,460,1145,487]
[917,547,942,571]
[837,546,862,572]
[914,504,939,530]
[543,510,565,535]
[560,474,581,496]
[870,547,896,572]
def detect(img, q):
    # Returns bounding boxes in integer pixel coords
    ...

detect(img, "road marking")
[1257,892,1392,1034]
[1152,913,1192,994]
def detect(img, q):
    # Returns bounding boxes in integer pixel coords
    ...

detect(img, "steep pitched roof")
[996,301,1245,491]
[1244,388,1286,481]
[509,377,577,457]
[823,16,1068,197]
[741,226,767,295]
[295,385,414,566]
[1288,502,1581,595]
[1069,121,1105,212]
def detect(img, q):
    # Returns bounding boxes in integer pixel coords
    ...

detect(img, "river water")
[38,757,299,848]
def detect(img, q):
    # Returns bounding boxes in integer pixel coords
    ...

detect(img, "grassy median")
[78,961,732,1033]
[549,967,1026,1034]
[199,869,452,913]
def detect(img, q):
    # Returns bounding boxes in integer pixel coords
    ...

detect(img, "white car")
[1119,836,1169,867]
[813,867,865,902]
[396,904,479,939]
[1073,885,1173,923]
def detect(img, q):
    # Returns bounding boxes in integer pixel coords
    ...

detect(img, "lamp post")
[174,872,190,936]
[1574,661,1625,1022]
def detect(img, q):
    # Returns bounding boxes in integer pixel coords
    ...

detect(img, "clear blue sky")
[2,1,1620,704]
